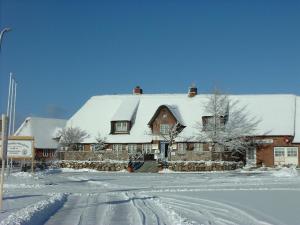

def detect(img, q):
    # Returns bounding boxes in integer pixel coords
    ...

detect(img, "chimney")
[188,84,197,97]
[133,86,143,95]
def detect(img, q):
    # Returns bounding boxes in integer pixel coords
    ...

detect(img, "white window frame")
[128,144,137,154]
[178,143,187,154]
[160,124,170,135]
[274,147,299,166]
[194,143,203,153]
[43,149,49,157]
[274,147,285,157]
[287,147,298,157]
[77,144,84,151]
[115,121,128,132]
[142,144,152,154]
[113,144,122,152]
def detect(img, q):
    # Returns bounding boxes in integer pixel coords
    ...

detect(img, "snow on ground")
[0,167,299,225]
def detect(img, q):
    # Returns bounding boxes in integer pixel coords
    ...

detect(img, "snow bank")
[0,193,68,225]
[60,168,99,173]
[159,169,175,173]
[10,172,33,178]
[272,167,298,177]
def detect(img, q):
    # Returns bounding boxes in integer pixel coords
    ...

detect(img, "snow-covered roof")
[66,94,300,144]
[111,97,140,121]
[293,96,300,143]
[15,117,67,149]
[148,105,185,126]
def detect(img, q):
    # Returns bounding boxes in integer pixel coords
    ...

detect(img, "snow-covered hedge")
[0,193,68,225]
[55,160,128,171]
[166,161,243,171]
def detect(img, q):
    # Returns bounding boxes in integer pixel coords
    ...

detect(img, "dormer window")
[160,124,170,135]
[115,121,128,133]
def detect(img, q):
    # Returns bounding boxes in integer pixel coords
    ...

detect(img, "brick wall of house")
[256,136,300,167]
[152,107,177,135]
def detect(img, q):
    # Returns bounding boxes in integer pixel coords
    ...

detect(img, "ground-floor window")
[142,144,153,154]
[274,147,285,157]
[128,144,137,154]
[113,144,122,152]
[178,143,187,154]
[247,148,255,160]
[77,144,84,151]
[43,149,54,157]
[287,147,298,157]
[43,149,49,157]
[194,143,203,153]
[274,147,298,165]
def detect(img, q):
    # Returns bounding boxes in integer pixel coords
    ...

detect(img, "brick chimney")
[133,86,143,95]
[188,84,197,97]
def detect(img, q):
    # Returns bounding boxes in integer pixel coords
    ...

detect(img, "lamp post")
[0,27,11,51]
[0,27,11,211]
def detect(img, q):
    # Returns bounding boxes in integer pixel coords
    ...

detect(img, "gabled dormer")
[148,105,185,135]
[110,97,140,134]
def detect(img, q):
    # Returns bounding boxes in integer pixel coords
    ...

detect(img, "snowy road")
[1,168,300,225]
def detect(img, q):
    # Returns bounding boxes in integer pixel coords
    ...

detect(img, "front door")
[246,148,256,166]
[160,142,169,160]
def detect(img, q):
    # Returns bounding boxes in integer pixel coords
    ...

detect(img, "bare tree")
[196,89,260,159]
[58,127,89,151]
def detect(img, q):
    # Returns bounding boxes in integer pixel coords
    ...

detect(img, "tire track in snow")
[127,192,164,225]
[159,195,274,225]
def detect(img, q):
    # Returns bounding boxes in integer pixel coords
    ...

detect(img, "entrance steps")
[135,161,159,173]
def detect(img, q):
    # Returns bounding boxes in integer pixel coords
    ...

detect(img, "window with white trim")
[128,144,137,154]
[160,124,170,135]
[113,144,122,152]
[115,122,128,132]
[178,143,187,154]
[142,144,152,154]
[194,143,203,153]
[43,149,49,157]
[77,144,84,151]
[274,147,285,157]
[287,147,298,157]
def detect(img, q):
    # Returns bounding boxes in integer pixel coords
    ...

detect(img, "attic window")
[115,121,128,133]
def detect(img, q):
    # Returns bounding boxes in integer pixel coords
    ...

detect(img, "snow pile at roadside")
[159,169,175,173]
[0,193,68,225]
[10,172,33,178]
[60,168,100,173]
[272,167,298,177]
[117,169,129,173]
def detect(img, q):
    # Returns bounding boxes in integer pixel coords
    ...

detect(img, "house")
[63,86,300,167]
[14,117,67,161]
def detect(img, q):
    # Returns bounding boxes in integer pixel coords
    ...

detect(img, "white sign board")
[0,140,33,158]
[255,139,273,144]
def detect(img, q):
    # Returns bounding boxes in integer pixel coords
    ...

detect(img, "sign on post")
[0,139,34,159]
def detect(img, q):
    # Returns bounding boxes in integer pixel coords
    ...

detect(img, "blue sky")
[0,0,299,125]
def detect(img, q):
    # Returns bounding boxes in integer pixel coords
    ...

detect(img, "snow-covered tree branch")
[159,122,185,161]
[196,89,260,157]
[92,133,107,152]
[58,127,89,151]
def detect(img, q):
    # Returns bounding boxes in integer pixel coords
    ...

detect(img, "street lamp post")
[0,27,11,211]
[0,27,11,51]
